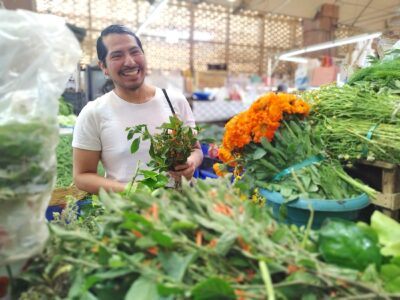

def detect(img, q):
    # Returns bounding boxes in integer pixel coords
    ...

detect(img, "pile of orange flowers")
[214,92,310,172]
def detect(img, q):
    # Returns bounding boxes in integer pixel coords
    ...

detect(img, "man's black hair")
[96,25,144,65]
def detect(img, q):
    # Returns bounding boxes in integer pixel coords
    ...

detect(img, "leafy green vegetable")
[191,278,235,300]
[318,218,382,271]
[0,121,57,197]
[371,210,400,257]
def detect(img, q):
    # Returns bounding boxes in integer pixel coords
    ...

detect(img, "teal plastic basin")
[260,189,370,229]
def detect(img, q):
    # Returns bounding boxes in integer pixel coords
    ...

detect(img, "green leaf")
[318,218,382,271]
[127,130,134,141]
[157,283,184,297]
[125,276,158,300]
[191,278,236,300]
[252,147,267,160]
[140,170,159,179]
[130,137,141,154]
[150,231,173,247]
[84,269,134,290]
[381,263,400,293]
[215,231,237,256]
[136,236,157,248]
[159,252,194,281]
[371,211,400,257]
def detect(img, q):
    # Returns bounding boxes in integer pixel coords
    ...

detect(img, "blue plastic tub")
[260,189,370,229]
[46,199,92,221]
[192,91,212,101]
[198,169,218,179]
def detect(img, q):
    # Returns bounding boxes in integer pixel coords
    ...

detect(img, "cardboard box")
[195,71,227,89]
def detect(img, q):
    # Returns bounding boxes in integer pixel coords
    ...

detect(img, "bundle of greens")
[347,51,400,94]
[213,92,374,201]
[314,118,400,163]
[56,134,73,187]
[13,178,398,299]
[0,121,57,199]
[305,84,400,163]
[58,96,74,116]
[126,115,198,189]
[0,120,57,265]
[304,84,400,124]
[239,120,375,201]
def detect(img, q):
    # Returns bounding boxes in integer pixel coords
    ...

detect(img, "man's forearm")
[74,173,126,194]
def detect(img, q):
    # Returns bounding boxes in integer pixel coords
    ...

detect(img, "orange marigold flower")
[213,163,228,177]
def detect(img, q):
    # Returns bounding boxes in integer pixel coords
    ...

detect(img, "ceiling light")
[279,32,382,60]
[279,57,308,63]
[137,0,168,36]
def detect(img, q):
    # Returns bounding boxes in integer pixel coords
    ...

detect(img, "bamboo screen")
[35,0,357,75]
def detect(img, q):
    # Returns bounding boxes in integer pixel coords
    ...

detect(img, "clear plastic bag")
[0,9,81,266]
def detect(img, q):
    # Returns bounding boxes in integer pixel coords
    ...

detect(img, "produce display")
[305,49,400,164]
[347,47,400,95]
[213,92,375,201]
[56,134,74,188]
[12,179,400,299]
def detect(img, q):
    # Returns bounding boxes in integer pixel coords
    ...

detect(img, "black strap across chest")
[162,88,176,115]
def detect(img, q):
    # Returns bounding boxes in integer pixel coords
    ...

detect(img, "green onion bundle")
[347,58,400,93]
[315,119,400,163]
[304,84,400,124]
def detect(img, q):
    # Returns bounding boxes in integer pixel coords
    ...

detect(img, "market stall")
[1,0,400,299]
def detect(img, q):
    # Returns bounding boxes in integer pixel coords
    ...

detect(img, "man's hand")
[169,157,196,181]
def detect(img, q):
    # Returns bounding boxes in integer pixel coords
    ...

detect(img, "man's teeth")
[123,68,140,75]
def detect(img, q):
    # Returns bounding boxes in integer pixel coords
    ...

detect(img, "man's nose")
[123,54,136,66]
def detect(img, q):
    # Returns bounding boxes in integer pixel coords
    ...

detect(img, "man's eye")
[111,54,122,59]
[130,50,141,56]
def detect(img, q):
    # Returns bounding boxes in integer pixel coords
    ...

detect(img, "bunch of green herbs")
[314,118,400,163]
[12,178,396,300]
[236,119,376,201]
[0,120,57,200]
[126,115,198,188]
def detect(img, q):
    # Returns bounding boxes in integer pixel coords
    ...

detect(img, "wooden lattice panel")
[90,0,138,31]
[36,0,90,28]
[194,2,228,43]
[335,25,362,58]
[264,15,300,49]
[142,37,190,71]
[193,42,226,72]
[140,1,190,42]
[229,12,262,47]
[229,45,261,74]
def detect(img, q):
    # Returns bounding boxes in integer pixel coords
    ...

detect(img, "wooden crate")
[348,160,400,219]
[50,185,88,207]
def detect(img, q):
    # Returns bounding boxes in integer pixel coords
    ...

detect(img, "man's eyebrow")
[110,50,123,56]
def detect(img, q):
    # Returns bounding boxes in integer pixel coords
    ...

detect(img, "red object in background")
[322,55,333,67]
[208,144,219,159]
[0,277,9,298]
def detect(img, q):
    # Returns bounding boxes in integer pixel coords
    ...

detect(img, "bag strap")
[162,88,176,115]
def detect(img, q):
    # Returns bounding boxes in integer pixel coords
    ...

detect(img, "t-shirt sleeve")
[72,103,102,151]
[168,89,196,127]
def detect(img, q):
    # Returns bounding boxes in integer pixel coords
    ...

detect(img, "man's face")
[100,33,146,92]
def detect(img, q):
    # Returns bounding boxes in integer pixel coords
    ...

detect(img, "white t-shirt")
[72,88,195,184]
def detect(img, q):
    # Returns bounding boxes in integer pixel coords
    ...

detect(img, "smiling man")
[72,25,203,194]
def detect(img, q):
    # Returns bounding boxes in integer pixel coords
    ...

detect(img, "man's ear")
[98,60,108,76]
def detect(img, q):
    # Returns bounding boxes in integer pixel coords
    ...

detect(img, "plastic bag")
[0,9,81,266]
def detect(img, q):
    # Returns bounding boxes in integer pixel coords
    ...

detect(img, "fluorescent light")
[280,56,308,63]
[279,32,382,60]
[137,0,168,36]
